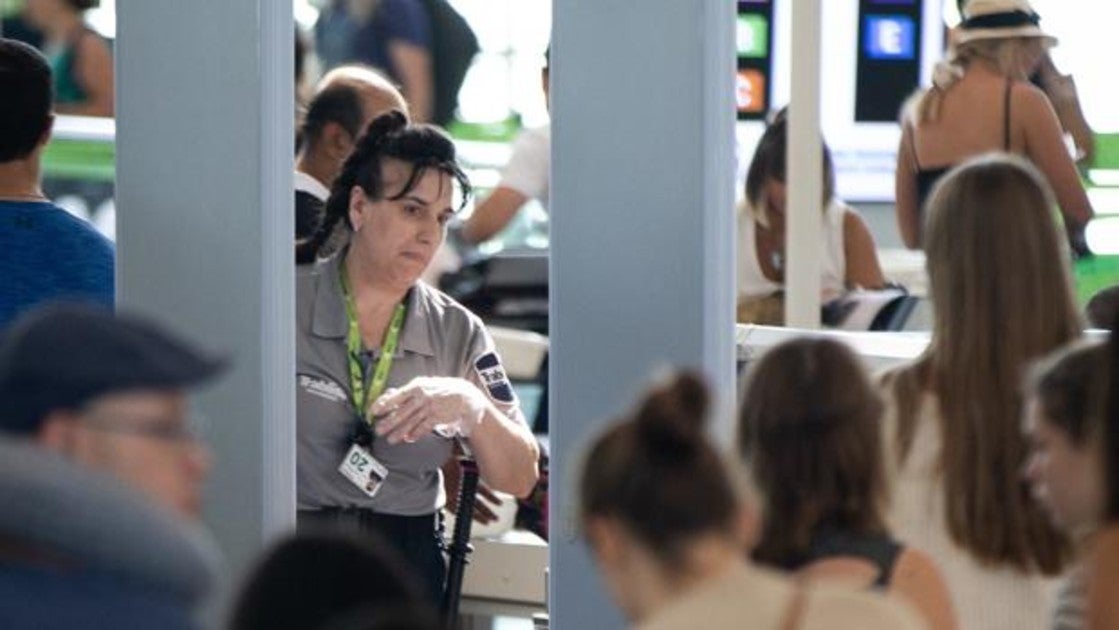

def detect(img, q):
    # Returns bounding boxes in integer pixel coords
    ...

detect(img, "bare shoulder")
[76,30,111,58]
[892,547,943,586]
[803,582,928,630]
[1011,80,1057,118]
[890,547,957,630]
[841,206,872,235]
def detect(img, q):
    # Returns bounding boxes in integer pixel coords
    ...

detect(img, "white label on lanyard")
[338,443,389,498]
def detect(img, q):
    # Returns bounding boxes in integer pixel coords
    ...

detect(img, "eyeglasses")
[78,410,209,445]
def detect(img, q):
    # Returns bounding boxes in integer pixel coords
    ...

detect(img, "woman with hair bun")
[579,372,925,629]
[295,111,539,602]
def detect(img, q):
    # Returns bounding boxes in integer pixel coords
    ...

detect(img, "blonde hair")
[883,153,1081,573]
[904,37,1050,125]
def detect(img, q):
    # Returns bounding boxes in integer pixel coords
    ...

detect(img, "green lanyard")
[340,268,406,425]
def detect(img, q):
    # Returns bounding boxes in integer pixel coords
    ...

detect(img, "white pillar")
[786,0,824,329]
[115,0,295,582]
[549,0,736,625]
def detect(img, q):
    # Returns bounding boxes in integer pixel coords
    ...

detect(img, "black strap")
[905,123,922,172]
[791,530,904,589]
[872,542,903,588]
[961,10,1040,30]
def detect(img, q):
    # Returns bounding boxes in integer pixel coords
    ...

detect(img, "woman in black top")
[738,337,957,630]
[895,0,1091,252]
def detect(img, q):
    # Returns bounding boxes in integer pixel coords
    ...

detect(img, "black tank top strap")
[802,529,904,589]
[870,538,903,588]
[905,122,922,171]
[1004,79,1013,151]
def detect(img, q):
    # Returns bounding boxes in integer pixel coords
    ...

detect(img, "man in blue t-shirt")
[0,38,114,330]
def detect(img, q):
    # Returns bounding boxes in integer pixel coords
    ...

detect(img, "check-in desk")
[736,323,930,372]
[459,530,548,627]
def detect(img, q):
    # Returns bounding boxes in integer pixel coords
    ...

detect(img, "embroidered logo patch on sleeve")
[474,352,515,403]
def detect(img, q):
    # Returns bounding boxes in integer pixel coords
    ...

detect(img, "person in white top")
[878,154,1081,630]
[737,108,884,325]
[579,372,926,630]
[462,51,550,245]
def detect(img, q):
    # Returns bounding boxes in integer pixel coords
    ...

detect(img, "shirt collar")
[310,253,436,357]
[294,170,330,202]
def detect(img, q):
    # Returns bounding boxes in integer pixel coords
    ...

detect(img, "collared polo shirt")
[296,254,524,515]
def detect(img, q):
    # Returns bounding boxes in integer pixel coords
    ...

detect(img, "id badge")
[338,443,389,498]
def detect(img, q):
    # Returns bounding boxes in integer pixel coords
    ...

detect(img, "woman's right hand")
[371,377,489,444]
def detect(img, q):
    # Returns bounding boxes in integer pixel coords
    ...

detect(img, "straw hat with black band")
[955,0,1057,47]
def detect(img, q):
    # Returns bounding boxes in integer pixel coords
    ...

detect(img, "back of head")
[1087,286,1119,330]
[296,111,471,264]
[892,153,1079,572]
[229,531,430,630]
[924,154,1079,367]
[1027,339,1109,448]
[0,302,226,436]
[319,64,409,121]
[739,337,887,565]
[743,107,835,223]
[300,82,367,150]
[0,38,52,163]
[579,372,739,565]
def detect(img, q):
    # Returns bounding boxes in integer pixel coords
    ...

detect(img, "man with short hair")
[295,64,408,241]
[0,38,114,329]
[0,303,227,519]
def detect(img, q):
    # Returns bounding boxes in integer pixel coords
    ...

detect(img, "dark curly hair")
[295,110,471,264]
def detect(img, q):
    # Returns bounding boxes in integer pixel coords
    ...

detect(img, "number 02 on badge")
[339,443,389,498]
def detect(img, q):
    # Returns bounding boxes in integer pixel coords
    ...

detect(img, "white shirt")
[737,198,849,303]
[880,388,1060,630]
[499,125,550,209]
[294,170,330,202]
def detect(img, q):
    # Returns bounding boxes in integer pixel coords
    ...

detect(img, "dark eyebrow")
[402,194,433,206]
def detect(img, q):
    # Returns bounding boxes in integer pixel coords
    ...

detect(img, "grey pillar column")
[549,1,736,626]
[115,0,295,583]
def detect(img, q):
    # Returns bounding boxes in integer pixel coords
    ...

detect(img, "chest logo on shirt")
[474,352,514,403]
[298,374,348,404]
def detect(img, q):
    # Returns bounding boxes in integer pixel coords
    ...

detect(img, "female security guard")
[294,111,539,601]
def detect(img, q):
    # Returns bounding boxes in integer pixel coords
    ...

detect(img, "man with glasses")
[0,302,226,519]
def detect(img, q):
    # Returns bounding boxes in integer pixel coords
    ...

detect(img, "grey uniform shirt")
[296,254,525,515]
